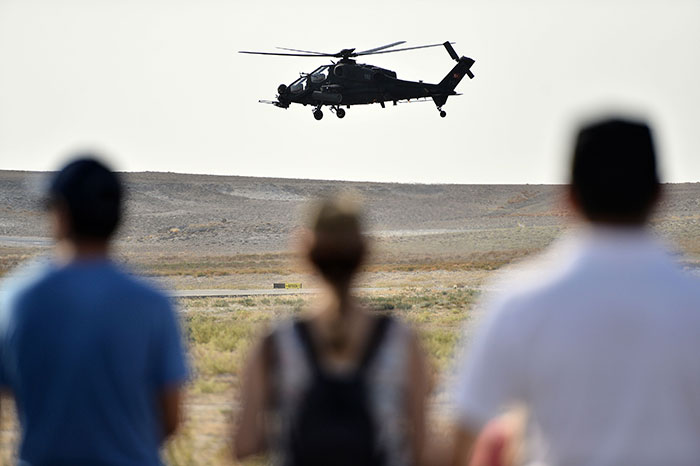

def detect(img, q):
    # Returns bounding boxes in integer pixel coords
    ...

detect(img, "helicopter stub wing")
[258,99,288,108]
[397,97,433,104]
[396,92,462,104]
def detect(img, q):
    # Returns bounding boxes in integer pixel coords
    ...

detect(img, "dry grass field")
[157,286,480,466]
[0,171,698,464]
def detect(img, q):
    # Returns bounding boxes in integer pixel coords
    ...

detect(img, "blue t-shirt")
[0,258,188,466]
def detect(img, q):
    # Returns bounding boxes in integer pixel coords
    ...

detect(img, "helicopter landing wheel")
[336,108,345,119]
[439,110,447,118]
[313,109,323,120]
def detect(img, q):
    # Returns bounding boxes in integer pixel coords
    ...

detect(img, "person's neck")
[326,281,353,315]
[315,282,368,357]
[590,219,647,228]
[55,239,110,264]
[585,220,650,236]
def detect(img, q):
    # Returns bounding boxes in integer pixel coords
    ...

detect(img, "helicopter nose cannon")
[275,83,291,108]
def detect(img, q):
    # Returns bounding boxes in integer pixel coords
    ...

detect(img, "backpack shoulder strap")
[358,314,393,374]
[293,315,394,376]
[261,327,281,408]
[262,328,279,374]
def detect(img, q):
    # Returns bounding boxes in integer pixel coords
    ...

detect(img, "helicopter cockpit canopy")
[289,65,330,93]
[310,65,329,83]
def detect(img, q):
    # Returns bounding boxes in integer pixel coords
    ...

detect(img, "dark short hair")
[571,118,659,223]
[47,157,123,240]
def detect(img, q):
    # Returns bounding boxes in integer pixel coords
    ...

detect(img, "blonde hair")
[307,192,364,235]
[305,192,367,283]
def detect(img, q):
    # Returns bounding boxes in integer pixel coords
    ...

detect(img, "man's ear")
[651,182,662,209]
[638,182,663,224]
[50,203,72,241]
[565,185,583,219]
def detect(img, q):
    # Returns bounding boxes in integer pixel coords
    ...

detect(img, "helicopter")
[239,41,475,120]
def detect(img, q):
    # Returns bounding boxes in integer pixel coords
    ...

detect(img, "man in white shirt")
[450,118,700,466]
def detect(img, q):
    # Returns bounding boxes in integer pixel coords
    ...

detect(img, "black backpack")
[284,315,393,466]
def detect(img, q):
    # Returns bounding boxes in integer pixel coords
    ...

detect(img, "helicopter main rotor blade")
[239,51,336,57]
[276,47,331,55]
[357,41,406,55]
[241,41,455,58]
[356,42,453,56]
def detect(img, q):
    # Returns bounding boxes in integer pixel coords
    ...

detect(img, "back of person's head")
[571,117,660,224]
[47,156,123,241]
[305,193,366,285]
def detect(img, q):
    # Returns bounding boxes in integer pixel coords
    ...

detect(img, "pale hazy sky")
[1,0,698,183]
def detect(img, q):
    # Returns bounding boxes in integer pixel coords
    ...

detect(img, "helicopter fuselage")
[279,60,447,106]
[249,41,475,120]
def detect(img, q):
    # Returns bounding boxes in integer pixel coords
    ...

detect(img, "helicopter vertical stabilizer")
[438,55,475,92]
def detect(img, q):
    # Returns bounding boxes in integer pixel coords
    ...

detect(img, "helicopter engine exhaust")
[312,91,342,104]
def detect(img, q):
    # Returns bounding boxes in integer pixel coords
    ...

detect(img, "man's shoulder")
[481,232,700,327]
[471,239,597,347]
[106,264,172,307]
[0,258,57,337]
[668,266,700,305]
[484,247,576,312]
[0,257,56,307]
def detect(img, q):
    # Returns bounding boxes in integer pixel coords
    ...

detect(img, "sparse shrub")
[212,299,229,308]
[192,345,240,376]
[191,377,230,394]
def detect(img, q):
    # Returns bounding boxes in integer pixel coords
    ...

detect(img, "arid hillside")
[1,170,698,275]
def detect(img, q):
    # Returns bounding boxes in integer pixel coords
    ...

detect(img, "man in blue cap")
[0,157,188,465]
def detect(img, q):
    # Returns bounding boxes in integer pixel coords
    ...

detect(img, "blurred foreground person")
[450,118,700,465]
[0,158,188,465]
[234,195,430,466]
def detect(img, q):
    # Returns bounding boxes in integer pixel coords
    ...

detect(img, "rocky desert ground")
[1,170,699,464]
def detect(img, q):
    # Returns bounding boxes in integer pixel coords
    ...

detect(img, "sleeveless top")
[267,315,414,466]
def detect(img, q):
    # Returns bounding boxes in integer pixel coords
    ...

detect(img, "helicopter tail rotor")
[444,41,460,61]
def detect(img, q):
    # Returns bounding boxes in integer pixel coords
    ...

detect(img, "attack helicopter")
[239,41,475,120]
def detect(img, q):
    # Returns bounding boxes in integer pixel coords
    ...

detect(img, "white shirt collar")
[562,223,674,266]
